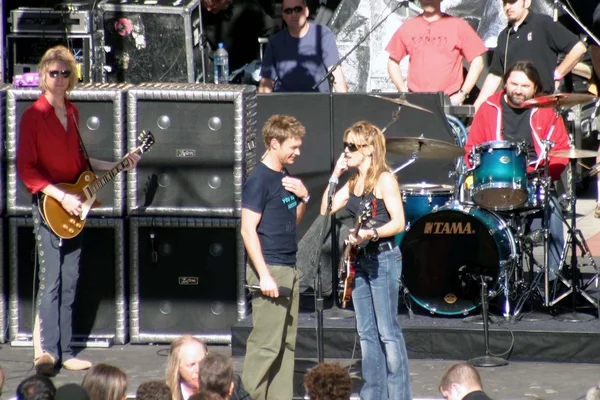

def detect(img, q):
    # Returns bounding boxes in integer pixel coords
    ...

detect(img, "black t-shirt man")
[490,12,580,94]
[242,162,299,266]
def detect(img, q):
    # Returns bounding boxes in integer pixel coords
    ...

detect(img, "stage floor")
[0,343,599,399]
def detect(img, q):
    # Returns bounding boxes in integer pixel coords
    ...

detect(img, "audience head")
[38,45,79,93]
[587,384,600,400]
[439,362,484,400]
[188,393,223,400]
[503,60,543,106]
[55,383,90,400]
[166,335,208,400]
[198,353,234,399]
[16,374,56,400]
[304,362,352,400]
[82,363,128,400]
[136,380,172,400]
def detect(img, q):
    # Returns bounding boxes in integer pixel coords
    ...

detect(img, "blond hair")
[166,335,208,400]
[344,121,390,196]
[38,45,79,93]
[439,362,483,393]
[81,363,128,400]
[262,114,306,148]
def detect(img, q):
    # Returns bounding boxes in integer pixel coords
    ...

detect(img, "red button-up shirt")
[17,95,88,194]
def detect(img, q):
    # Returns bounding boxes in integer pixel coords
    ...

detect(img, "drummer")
[464,60,570,282]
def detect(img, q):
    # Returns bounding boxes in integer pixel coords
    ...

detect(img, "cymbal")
[550,148,600,158]
[370,95,434,114]
[386,136,464,159]
[521,93,597,109]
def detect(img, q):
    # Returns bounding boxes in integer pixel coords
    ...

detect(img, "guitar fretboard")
[87,148,141,196]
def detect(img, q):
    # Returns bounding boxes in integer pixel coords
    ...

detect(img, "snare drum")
[396,183,453,245]
[401,202,516,315]
[471,141,528,211]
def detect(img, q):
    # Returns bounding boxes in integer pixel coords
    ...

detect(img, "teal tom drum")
[471,141,528,211]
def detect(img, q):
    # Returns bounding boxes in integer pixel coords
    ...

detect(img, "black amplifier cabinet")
[95,0,205,83]
[10,8,92,34]
[6,34,93,83]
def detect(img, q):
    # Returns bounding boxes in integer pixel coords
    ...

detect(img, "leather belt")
[357,240,395,256]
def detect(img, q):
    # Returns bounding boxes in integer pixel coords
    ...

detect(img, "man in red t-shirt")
[386,0,487,105]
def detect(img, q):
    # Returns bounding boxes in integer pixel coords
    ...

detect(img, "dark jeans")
[32,201,82,362]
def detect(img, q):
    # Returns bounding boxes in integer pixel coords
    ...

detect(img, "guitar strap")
[71,113,95,174]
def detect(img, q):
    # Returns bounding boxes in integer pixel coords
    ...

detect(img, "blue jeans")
[529,193,564,279]
[352,245,412,400]
[32,201,82,362]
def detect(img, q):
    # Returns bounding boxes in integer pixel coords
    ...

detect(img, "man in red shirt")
[17,45,139,374]
[386,0,487,105]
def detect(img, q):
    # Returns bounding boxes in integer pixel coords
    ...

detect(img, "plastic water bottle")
[214,43,229,84]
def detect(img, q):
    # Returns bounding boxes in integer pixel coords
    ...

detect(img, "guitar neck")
[87,148,141,196]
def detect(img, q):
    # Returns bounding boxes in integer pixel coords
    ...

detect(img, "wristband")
[301,195,310,204]
[553,70,564,81]
[371,228,379,242]
[329,176,339,184]
[458,89,469,99]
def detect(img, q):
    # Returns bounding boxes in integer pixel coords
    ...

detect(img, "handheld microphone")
[553,0,558,22]
[245,285,292,297]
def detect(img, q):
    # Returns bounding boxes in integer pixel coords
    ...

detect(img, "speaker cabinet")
[129,217,244,343]
[0,84,10,217]
[0,218,6,343]
[6,84,129,216]
[126,83,257,217]
[8,218,126,344]
[97,0,204,83]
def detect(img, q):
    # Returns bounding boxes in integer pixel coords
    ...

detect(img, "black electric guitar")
[41,131,155,239]
[338,201,373,308]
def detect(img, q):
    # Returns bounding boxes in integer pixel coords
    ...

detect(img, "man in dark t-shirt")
[241,115,309,400]
[474,0,587,110]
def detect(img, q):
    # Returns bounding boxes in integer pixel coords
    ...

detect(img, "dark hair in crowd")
[304,363,353,400]
[82,363,128,400]
[503,60,544,96]
[136,380,172,400]
[16,374,56,400]
[198,353,234,399]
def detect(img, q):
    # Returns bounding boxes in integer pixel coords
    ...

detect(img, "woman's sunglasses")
[283,6,304,14]
[48,70,71,78]
[343,142,367,152]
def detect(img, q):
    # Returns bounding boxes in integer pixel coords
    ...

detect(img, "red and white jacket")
[464,91,570,181]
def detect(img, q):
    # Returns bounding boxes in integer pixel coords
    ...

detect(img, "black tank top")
[346,192,391,229]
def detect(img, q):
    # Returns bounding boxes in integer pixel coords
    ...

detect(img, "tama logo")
[424,222,475,234]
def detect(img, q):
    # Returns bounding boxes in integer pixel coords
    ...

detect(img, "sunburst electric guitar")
[338,201,373,308]
[41,131,155,239]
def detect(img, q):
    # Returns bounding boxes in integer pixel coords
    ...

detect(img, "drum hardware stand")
[382,109,402,134]
[549,202,599,317]
[552,156,598,321]
[468,277,509,368]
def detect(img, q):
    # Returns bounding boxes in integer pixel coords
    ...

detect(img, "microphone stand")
[555,1,600,47]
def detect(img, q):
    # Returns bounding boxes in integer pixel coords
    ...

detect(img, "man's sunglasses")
[343,142,367,152]
[48,70,71,78]
[283,6,304,14]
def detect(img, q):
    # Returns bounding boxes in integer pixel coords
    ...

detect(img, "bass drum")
[400,202,516,315]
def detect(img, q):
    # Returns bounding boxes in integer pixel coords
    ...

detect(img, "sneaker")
[62,358,92,371]
[595,203,600,218]
[34,353,56,375]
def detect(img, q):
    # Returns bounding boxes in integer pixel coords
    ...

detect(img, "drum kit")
[379,93,600,321]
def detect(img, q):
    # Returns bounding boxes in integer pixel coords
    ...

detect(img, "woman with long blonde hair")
[320,121,411,399]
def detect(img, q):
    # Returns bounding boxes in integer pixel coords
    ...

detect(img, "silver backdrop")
[328,0,554,92]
